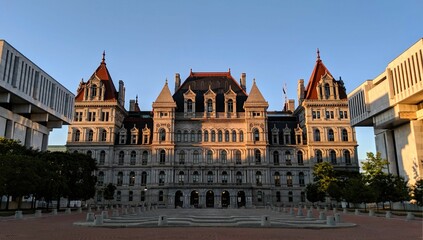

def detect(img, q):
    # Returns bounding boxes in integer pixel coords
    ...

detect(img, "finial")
[102,50,106,63]
[165,78,168,84]
[80,78,84,83]
[253,78,256,84]
[317,48,320,61]
[136,95,138,103]
[228,68,231,73]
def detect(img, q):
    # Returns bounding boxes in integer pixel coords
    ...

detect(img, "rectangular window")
[325,111,330,119]
[330,111,334,119]
[312,111,316,119]
[317,111,320,119]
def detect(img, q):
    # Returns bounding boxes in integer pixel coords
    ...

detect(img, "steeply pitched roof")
[244,79,268,106]
[153,80,176,107]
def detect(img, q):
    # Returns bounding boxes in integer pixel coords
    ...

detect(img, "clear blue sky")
[1,0,422,160]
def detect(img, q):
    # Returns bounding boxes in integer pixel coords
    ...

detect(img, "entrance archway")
[175,190,183,208]
[190,190,199,208]
[206,190,214,208]
[221,190,230,208]
[237,191,246,208]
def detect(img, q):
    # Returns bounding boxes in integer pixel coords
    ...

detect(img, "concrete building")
[348,38,423,185]
[67,52,358,207]
[0,40,74,150]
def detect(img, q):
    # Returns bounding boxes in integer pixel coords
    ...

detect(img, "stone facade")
[67,52,358,208]
[348,38,423,185]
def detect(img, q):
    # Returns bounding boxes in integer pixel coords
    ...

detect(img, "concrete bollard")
[35,210,42,217]
[406,212,414,221]
[307,210,313,218]
[102,210,109,219]
[261,215,270,227]
[15,211,23,219]
[65,208,71,214]
[94,214,103,225]
[326,216,336,226]
[385,211,392,219]
[354,209,360,215]
[88,206,92,212]
[52,209,58,215]
[86,212,95,222]
[158,215,168,226]
[96,206,100,211]
[137,207,142,215]
[334,213,341,223]
[319,211,326,220]
[289,208,294,215]
[333,208,337,214]
[112,209,119,217]
[324,207,328,212]
[369,209,375,217]
[343,208,347,214]
[297,208,303,216]
[123,208,128,215]
[77,207,82,213]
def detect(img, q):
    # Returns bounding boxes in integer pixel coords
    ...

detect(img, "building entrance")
[221,190,230,208]
[206,190,214,208]
[237,191,246,208]
[190,190,199,208]
[175,190,183,208]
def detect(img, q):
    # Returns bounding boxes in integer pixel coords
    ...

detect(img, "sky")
[1,0,422,161]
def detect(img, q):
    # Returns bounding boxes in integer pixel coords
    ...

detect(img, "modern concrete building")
[348,38,423,185]
[67,52,358,207]
[0,40,74,150]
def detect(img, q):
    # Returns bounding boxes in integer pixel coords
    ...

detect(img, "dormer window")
[271,125,279,144]
[91,84,97,98]
[119,128,127,144]
[207,99,213,112]
[183,86,196,115]
[131,126,139,144]
[142,124,150,144]
[283,125,291,145]
[324,83,330,99]
[187,99,193,112]
[227,99,233,112]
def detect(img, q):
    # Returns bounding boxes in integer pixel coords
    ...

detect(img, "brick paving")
[0,210,421,240]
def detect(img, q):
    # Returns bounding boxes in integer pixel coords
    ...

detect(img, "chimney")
[240,73,246,91]
[118,80,125,107]
[297,79,304,105]
[175,73,181,93]
[287,99,295,112]
[129,99,135,111]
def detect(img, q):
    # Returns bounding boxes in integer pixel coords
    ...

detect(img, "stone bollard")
[88,206,92,212]
[289,208,294,215]
[368,209,375,217]
[35,210,42,217]
[77,207,82,213]
[52,209,58,215]
[282,207,287,213]
[261,215,270,227]
[86,212,95,222]
[334,213,341,223]
[307,210,313,218]
[354,209,360,215]
[406,212,414,221]
[123,208,128,215]
[102,210,109,219]
[65,208,71,214]
[96,206,100,212]
[112,209,119,217]
[137,207,142,215]
[385,211,392,219]
[326,216,336,226]
[130,207,135,214]
[319,211,326,220]
[343,208,347,214]
[333,208,337,213]
[297,208,303,216]
[94,214,103,225]
[158,215,168,226]
[15,211,23,219]
[324,207,328,212]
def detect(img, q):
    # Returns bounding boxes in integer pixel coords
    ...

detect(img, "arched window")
[276,191,281,202]
[221,171,228,184]
[330,150,337,164]
[158,191,164,202]
[255,171,262,186]
[316,150,323,163]
[221,150,227,164]
[344,150,351,165]
[141,191,146,201]
[183,130,189,142]
[255,149,261,164]
[274,172,280,186]
[207,99,213,112]
[342,129,348,141]
[99,151,106,165]
[192,171,199,183]
[91,84,97,98]
[129,191,134,201]
[118,151,124,165]
[191,130,196,142]
[253,128,260,142]
[324,83,330,99]
[158,171,165,186]
[285,151,292,165]
[130,151,136,165]
[88,129,94,142]
[314,129,321,142]
[193,150,200,164]
[297,151,303,165]
[218,130,223,142]
[197,130,202,142]
[142,151,148,165]
[129,171,135,186]
[187,99,193,112]
[87,150,92,158]
[207,150,213,164]
[225,130,230,142]
[236,171,242,185]
[211,130,216,142]
[235,150,241,164]
[159,150,166,164]
[116,191,121,201]
[100,129,107,141]
[239,131,244,142]
[204,130,209,142]
[299,172,305,186]
[141,171,147,186]
[328,129,334,141]
[74,130,80,142]
[178,171,184,185]
[117,172,123,186]
[227,99,233,113]
[286,172,293,187]
[273,151,280,165]
[207,171,214,184]
[97,171,104,185]
[176,130,182,142]
[232,130,237,142]
[179,150,185,164]
[159,129,166,142]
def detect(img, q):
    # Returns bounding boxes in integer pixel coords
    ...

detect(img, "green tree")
[343,176,375,210]
[313,162,337,194]
[362,152,389,180]
[103,183,116,206]
[305,183,325,203]
[411,179,423,206]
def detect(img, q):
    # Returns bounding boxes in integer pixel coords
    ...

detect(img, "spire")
[153,80,176,107]
[316,48,320,61]
[102,50,106,64]
[245,80,268,108]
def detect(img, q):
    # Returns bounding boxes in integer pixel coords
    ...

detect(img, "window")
[141,191,145,201]
[118,151,124,165]
[235,150,241,164]
[207,171,213,184]
[253,129,260,142]
[178,171,184,185]
[225,131,230,142]
[285,151,291,165]
[204,130,209,142]
[299,172,305,186]
[91,84,97,98]
[273,151,279,165]
[179,150,185,164]
[328,129,334,141]
[184,130,188,142]
[344,150,351,165]
[192,171,199,184]
[324,83,330,99]
[193,150,200,164]
[159,129,166,142]
[330,150,337,164]
[317,111,320,119]
[297,151,303,165]
[211,130,216,142]
[119,131,126,144]
[312,111,316,119]
[74,130,80,142]
[207,99,213,112]
[221,150,227,164]
[101,112,109,121]
[272,133,278,144]
[274,172,280,186]
[159,191,164,202]
[257,191,263,202]
[342,129,348,141]
[255,149,261,164]
[286,172,293,187]
[314,129,321,141]
[232,130,237,142]
[129,151,136,165]
[187,99,193,112]
[129,171,135,186]
[159,171,165,186]
[128,191,133,202]
[276,191,281,202]
[87,129,94,142]
[207,150,213,164]
[142,151,148,165]
[191,130,196,142]
[176,130,182,142]
[296,134,302,144]
[222,171,228,184]
[117,172,123,186]
[131,133,137,144]
[100,129,107,141]
[227,99,233,113]
[218,130,223,142]
[141,172,147,186]
[197,130,202,142]
[116,191,121,201]
[316,150,323,163]
[160,150,166,164]
[88,111,96,121]
[236,171,242,185]
[239,131,244,142]
[97,171,104,185]
[99,151,105,165]
[255,171,262,186]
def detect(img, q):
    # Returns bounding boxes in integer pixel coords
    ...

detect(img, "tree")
[362,152,389,180]
[371,173,410,209]
[103,183,116,206]
[305,183,325,203]
[343,176,375,209]
[411,179,423,206]
[327,181,343,202]
[313,162,337,194]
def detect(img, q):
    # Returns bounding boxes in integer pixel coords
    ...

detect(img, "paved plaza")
[0,208,421,240]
